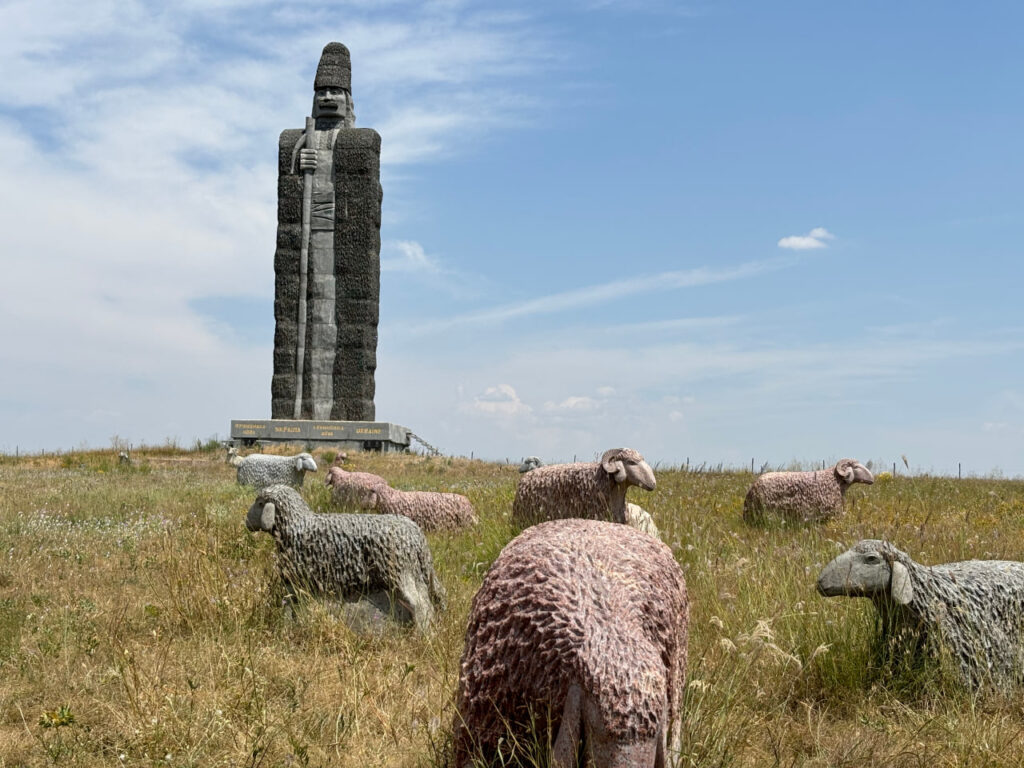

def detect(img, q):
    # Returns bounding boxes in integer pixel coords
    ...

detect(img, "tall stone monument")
[271,42,381,421]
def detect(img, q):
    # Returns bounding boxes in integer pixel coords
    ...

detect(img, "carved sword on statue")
[293,115,316,419]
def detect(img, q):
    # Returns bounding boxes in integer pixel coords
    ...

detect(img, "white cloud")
[461,384,532,417]
[596,386,616,396]
[544,395,601,412]
[778,227,835,251]
[403,257,790,335]
[381,240,441,273]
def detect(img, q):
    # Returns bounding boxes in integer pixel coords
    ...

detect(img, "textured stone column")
[271,43,380,422]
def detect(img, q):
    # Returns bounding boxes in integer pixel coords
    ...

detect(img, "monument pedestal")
[229,419,410,452]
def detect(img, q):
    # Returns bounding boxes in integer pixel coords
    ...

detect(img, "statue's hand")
[298,148,317,171]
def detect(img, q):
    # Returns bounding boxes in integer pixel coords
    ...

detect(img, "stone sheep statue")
[518,456,543,473]
[624,502,660,540]
[511,448,656,527]
[742,458,873,524]
[817,539,1024,690]
[246,484,446,630]
[454,518,688,768]
[324,466,478,532]
[227,447,317,490]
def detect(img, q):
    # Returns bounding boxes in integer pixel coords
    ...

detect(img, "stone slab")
[230,419,410,449]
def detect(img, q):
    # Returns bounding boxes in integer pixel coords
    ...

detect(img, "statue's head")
[312,42,354,125]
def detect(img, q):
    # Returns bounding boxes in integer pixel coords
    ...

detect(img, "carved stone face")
[312,87,351,120]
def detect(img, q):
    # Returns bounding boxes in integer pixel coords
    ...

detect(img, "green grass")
[1,447,1023,766]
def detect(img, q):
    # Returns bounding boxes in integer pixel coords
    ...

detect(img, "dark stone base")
[229,419,410,452]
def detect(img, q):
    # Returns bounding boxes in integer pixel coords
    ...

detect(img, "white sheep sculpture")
[624,502,660,540]
[511,448,656,526]
[454,518,688,767]
[227,447,317,490]
[246,484,445,630]
[742,458,873,524]
[817,539,1024,690]
[324,466,478,532]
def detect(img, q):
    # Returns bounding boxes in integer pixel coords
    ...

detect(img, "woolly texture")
[454,519,688,767]
[624,503,660,540]
[246,485,445,629]
[228,450,317,490]
[325,467,477,531]
[742,458,873,524]
[324,466,389,506]
[314,42,351,91]
[821,539,1024,690]
[511,448,656,526]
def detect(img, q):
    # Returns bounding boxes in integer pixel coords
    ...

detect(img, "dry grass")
[1,446,1023,767]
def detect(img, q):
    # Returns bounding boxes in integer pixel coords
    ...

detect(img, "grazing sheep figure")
[454,519,688,768]
[246,485,445,630]
[518,456,543,473]
[742,458,873,524]
[512,448,656,526]
[324,466,389,505]
[817,539,1024,690]
[227,447,317,490]
[325,467,477,532]
[624,502,660,540]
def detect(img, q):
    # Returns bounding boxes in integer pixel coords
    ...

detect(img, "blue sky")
[0,1,1021,475]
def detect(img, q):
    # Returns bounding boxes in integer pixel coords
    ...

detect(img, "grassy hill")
[1,446,1023,767]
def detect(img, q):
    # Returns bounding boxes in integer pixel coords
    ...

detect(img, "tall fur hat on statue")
[314,42,351,91]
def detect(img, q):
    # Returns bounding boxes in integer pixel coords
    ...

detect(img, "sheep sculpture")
[625,502,660,540]
[518,456,543,473]
[227,447,317,490]
[325,466,478,532]
[817,539,1024,690]
[742,458,873,524]
[246,484,445,630]
[511,448,656,526]
[454,519,688,768]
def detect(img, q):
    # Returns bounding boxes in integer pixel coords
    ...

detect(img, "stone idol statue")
[271,42,381,421]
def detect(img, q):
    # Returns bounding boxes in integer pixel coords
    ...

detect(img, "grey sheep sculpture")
[518,456,543,473]
[818,539,1024,690]
[742,458,873,524]
[227,447,317,490]
[511,448,656,526]
[325,466,478,532]
[246,484,446,630]
[454,518,688,768]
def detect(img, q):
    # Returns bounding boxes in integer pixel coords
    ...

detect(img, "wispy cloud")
[381,240,441,273]
[403,257,791,335]
[778,227,835,251]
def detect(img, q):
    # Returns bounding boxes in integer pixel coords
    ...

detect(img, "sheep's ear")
[261,502,276,530]
[891,561,913,605]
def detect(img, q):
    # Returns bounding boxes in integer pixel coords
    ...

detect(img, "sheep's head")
[834,458,874,486]
[518,456,542,473]
[601,448,656,491]
[817,539,913,605]
[295,453,317,474]
[246,485,306,533]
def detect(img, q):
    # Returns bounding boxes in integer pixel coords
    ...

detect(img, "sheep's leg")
[551,684,582,768]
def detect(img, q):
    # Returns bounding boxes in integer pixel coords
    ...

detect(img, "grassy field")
[1,446,1024,767]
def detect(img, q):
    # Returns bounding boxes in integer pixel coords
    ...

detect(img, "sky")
[0,0,1021,476]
